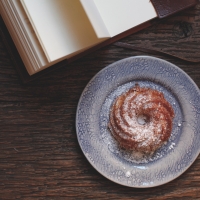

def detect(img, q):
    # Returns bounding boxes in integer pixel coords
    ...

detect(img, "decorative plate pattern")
[76,56,200,188]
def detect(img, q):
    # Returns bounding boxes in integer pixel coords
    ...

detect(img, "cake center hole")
[137,114,149,125]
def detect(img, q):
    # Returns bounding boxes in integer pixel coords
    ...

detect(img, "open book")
[0,0,197,78]
[0,0,157,75]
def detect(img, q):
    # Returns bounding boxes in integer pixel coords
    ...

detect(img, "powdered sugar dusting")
[100,81,182,164]
[109,84,174,155]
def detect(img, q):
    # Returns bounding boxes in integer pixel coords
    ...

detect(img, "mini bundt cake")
[108,84,174,154]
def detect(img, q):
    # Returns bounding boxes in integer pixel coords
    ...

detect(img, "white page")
[81,0,157,37]
[80,0,110,38]
[11,0,48,69]
[20,0,105,62]
[1,0,49,74]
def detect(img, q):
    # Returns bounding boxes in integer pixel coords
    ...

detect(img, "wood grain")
[0,4,200,200]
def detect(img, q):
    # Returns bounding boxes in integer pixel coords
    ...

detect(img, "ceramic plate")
[76,56,200,188]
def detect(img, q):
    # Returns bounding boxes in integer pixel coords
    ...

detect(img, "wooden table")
[0,4,200,200]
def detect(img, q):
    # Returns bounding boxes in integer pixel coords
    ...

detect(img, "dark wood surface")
[0,4,200,200]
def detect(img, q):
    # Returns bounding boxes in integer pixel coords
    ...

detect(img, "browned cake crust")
[108,84,174,154]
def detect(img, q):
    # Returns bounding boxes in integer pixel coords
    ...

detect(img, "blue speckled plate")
[76,56,200,188]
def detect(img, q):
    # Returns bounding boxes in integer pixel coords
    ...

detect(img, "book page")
[80,0,110,38]
[11,0,48,70]
[81,0,157,37]
[20,0,106,62]
[1,0,49,74]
